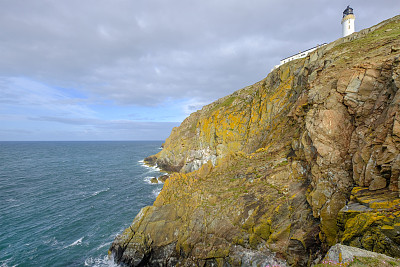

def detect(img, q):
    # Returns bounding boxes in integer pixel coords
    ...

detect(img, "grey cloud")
[26,115,180,140]
[29,116,179,130]
[29,116,100,126]
[0,0,399,107]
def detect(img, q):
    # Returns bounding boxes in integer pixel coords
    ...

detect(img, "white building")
[342,5,355,37]
[272,6,356,71]
[279,44,327,65]
[272,44,327,70]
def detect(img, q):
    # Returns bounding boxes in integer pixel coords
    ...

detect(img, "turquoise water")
[0,141,164,267]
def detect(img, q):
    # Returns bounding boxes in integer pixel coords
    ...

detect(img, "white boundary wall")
[272,43,327,70]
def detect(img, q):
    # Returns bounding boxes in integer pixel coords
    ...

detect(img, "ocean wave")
[96,242,110,251]
[152,188,162,197]
[65,237,83,248]
[144,175,168,185]
[109,227,127,240]
[5,198,22,208]
[91,188,110,197]
[151,165,161,172]
[43,236,59,246]
[144,176,158,185]
[80,188,110,201]
[138,159,161,172]
[84,256,119,267]
[0,258,16,267]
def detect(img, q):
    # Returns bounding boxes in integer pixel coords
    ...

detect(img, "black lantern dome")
[343,5,354,18]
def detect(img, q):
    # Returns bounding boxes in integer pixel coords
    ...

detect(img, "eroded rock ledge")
[110,16,400,266]
[321,244,400,265]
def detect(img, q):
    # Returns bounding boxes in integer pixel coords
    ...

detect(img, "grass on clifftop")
[331,16,400,59]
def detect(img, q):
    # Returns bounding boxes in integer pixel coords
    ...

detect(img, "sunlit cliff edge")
[110,15,400,266]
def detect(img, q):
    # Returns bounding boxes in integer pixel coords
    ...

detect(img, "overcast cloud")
[0,0,398,140]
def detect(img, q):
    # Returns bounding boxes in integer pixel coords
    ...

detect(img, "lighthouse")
[342,5,355,37]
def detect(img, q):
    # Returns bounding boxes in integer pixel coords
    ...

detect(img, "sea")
[0,141,165,267]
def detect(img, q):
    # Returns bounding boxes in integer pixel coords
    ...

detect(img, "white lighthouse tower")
[342,5,355,37]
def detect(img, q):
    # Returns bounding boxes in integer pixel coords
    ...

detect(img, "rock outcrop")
[320,244,400,266]
[110,16,400,266]
[337,187,400,257]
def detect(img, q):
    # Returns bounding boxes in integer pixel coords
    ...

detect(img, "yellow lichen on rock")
[111,15,400,266]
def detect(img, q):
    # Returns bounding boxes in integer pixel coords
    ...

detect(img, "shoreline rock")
[149,175,169,184]
[157,175,169,183]
[150,177,158,184]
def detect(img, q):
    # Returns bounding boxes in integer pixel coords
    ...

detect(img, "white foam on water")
[65,237,83,248]
[96,242,110,251]
[6,198,22,208]
[152,188,162,197]
[143,176,158,185]
[145,165,161,172]
[84,256,119,267]
[43,236,59,246]
[0,258,17,267]
[153,165,161,171]
[138,159,161,172]
[91,188,110,197]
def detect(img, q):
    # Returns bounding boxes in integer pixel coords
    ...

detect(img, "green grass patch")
[208,95,237,114]
[330,18,400,57]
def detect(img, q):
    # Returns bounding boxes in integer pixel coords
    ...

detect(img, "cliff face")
[111,16,400,266]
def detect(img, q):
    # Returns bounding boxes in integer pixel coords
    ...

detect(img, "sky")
[0,0,398,141]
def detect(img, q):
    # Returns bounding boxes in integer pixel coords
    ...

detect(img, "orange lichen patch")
[369,199,400,209]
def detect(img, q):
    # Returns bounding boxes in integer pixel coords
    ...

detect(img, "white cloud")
[0,0,399,140]
[0,77,96,118]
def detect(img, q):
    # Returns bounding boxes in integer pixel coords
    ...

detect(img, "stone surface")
[337,187,400,257]
[369,176,387,190]
[157,175,169,183]
[110,16,400,266]
[322,244,400,265]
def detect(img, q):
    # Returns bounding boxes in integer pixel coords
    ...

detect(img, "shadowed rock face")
[110,16,400,266]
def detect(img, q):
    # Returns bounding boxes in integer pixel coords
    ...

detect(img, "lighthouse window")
[349,25,350,29]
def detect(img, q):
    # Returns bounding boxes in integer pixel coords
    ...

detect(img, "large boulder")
[322,244,400,265]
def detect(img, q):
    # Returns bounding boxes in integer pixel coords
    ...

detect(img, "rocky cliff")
[110,16,400,266]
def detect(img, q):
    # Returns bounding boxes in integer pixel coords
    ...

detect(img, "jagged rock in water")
[150,177,158,184]
[158,175,169,183]
[110,15,400,266]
